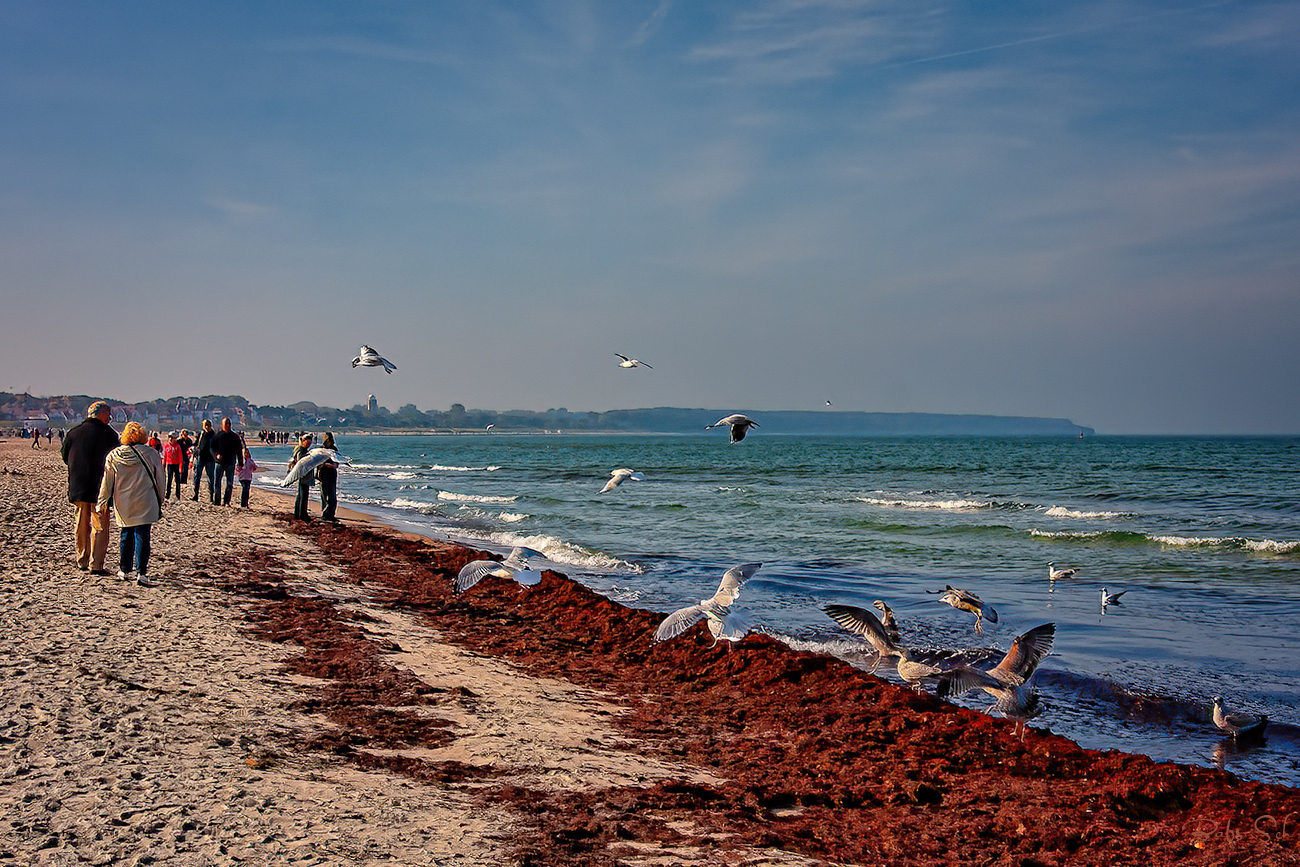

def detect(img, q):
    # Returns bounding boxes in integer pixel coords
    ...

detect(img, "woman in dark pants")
[288,433,315,521]
[318,432,339,523]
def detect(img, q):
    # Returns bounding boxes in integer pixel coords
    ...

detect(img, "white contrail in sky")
[888,0,1234,68]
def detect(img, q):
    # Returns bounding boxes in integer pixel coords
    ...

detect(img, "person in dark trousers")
[176,429,193,484]
[318,432,340,523]
[190,420,215,502]
[209,417,245,506]
[287,433,315,521]
[60,401,120,575]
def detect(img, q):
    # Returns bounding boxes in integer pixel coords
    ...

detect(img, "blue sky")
[3,1,1297,434]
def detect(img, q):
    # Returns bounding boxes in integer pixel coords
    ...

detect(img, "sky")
[2,1,1298,435]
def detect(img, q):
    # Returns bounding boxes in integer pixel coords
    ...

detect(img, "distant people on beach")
[318,432,340,523]
[60,401,119,576]
[209,417,245,506]
[236,446,259,508]
[98,422,166,586]
[147,431,162,451]
[191,420,215,502]
[162,432,184,500]
[176,429,193,484]
[31,428,42,448]
[288,432,316,522]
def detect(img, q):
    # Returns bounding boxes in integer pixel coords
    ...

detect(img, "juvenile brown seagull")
[936,585,998,635]
[823,604,947,691]
[936,623,1056,739]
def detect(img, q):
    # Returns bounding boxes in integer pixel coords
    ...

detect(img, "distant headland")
[0,392,1094,437]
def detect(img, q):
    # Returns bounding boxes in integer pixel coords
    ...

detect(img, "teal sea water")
[255,433,1300,787]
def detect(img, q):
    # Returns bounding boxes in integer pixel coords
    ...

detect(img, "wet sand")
[2,439,1297,866]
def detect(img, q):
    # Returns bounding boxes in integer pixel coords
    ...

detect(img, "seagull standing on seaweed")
[654,563,762,645]
[705,414,759,443]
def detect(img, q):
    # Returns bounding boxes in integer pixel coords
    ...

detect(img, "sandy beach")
[2,438,1298,867]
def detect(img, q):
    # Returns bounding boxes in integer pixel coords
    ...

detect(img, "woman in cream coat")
[98,421,166,586]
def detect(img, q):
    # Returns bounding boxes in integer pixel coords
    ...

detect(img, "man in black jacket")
[60,401,119,574]
[209,417,245,506]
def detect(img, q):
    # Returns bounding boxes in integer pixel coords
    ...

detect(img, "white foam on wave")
[390,496,442,515]
[858,496,989,511]
[455,528,643,574]
[430,464,501,472]
[499,512,529,523]
[1045,506,1129,519]
[1155,535,1300,553]
[388,471,419,480]
[437,490,518,504]
[352,463,416,471]
[1031,529,1107,540]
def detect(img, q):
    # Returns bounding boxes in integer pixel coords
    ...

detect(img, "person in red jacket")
[162,432,185,500]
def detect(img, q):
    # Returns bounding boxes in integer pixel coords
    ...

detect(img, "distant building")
[367,394,378,412]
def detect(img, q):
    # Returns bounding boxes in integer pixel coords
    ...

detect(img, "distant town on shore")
[1,392,1094,437]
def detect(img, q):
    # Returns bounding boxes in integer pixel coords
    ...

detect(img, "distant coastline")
[1,392,1093,437]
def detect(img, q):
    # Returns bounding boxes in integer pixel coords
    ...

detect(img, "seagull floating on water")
[615,353,652,369]
[1211,695,1268,742]
[823,604,947,690]
[935,585,998,635]
[351,344,397,374]
[936,622,1056,740]
[599,468,644,493]
[455,546,545,593]
[654,563,762,644]
[705,414,759,443]
[1048,562,1077,582]
[1100,587,1127,608]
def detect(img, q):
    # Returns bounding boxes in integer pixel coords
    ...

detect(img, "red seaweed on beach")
[241,515,1300,866]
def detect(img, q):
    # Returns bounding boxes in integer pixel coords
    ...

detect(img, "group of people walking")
[58,403,288,585]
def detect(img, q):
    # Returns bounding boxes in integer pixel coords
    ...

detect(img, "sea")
[252,432,1300,788]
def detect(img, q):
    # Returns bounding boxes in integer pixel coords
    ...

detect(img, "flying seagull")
[654,563,762,644]
[599,468,644,493]
[351,344,397,374]
[455,546,545,593]
[1211,695,1268,743]
[936,623,1057,739]
[823,604,946,691]
[705,414,759,443]
[935,585,998,635]
[615,353,652,369]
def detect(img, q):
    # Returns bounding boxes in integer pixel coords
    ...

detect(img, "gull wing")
[456,560,512,593]
[710,562,762,607]
[989,623,1055,684]
[379,356,397,373]
[707,610,753,643]
[824,604,898,657]
[510,569,544,587]
[505,547,544,569]
[654,604,707,642]
[935,663,1005,699]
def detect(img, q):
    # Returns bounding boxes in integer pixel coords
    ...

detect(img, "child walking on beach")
[236,446,259,508]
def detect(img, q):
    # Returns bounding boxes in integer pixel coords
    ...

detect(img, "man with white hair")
[60,401,119,575]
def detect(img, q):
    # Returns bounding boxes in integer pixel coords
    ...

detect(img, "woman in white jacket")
[98,421,166,586]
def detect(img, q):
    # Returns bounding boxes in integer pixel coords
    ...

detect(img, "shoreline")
[3,440,1298,865]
